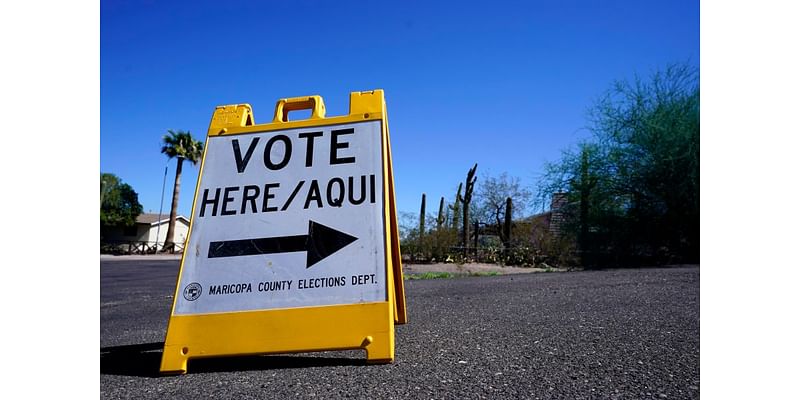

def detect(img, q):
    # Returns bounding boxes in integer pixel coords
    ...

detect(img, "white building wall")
[147,220,190,248]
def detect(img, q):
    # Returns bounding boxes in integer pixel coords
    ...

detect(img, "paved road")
[101,259,699,399]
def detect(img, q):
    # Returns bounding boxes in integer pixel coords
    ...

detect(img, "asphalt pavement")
[101,259,699,399]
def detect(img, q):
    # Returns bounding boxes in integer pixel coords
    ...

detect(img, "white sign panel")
[174,120,386,315]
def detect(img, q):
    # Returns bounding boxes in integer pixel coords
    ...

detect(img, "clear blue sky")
[100,0,699,219]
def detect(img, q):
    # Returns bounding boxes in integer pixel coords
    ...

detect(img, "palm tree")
[161,130,204,251]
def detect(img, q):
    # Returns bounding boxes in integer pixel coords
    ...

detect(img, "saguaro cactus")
[462,164,478,257]
[437,197,445,231]
[451,183,462,231]
[503,197,512,251]
[419,193,426,239]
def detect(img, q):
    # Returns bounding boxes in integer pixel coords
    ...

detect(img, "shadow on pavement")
[101,342,366,377]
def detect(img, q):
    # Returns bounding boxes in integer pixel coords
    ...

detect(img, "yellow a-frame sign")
[160,90,407,374]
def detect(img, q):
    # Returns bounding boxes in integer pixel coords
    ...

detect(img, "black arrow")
[207,220,358,268]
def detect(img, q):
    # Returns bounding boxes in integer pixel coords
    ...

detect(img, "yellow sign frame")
[160,90,407,375]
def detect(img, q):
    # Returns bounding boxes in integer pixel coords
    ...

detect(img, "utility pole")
[155,161,169,251]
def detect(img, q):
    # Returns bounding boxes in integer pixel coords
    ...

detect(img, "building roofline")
[136,213,190,226]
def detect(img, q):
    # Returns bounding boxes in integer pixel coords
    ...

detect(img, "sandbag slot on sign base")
[208,104,255,135]
[273,95,326,123]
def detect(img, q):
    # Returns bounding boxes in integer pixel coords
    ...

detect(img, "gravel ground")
[101,260,699,399]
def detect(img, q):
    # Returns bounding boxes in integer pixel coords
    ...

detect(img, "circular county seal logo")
[183,282,202,301]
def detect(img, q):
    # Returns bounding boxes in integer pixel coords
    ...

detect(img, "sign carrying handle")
[272,95,326,123]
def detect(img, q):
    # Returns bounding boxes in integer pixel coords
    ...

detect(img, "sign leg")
[160,344,189,375]
[363,331,394,364]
